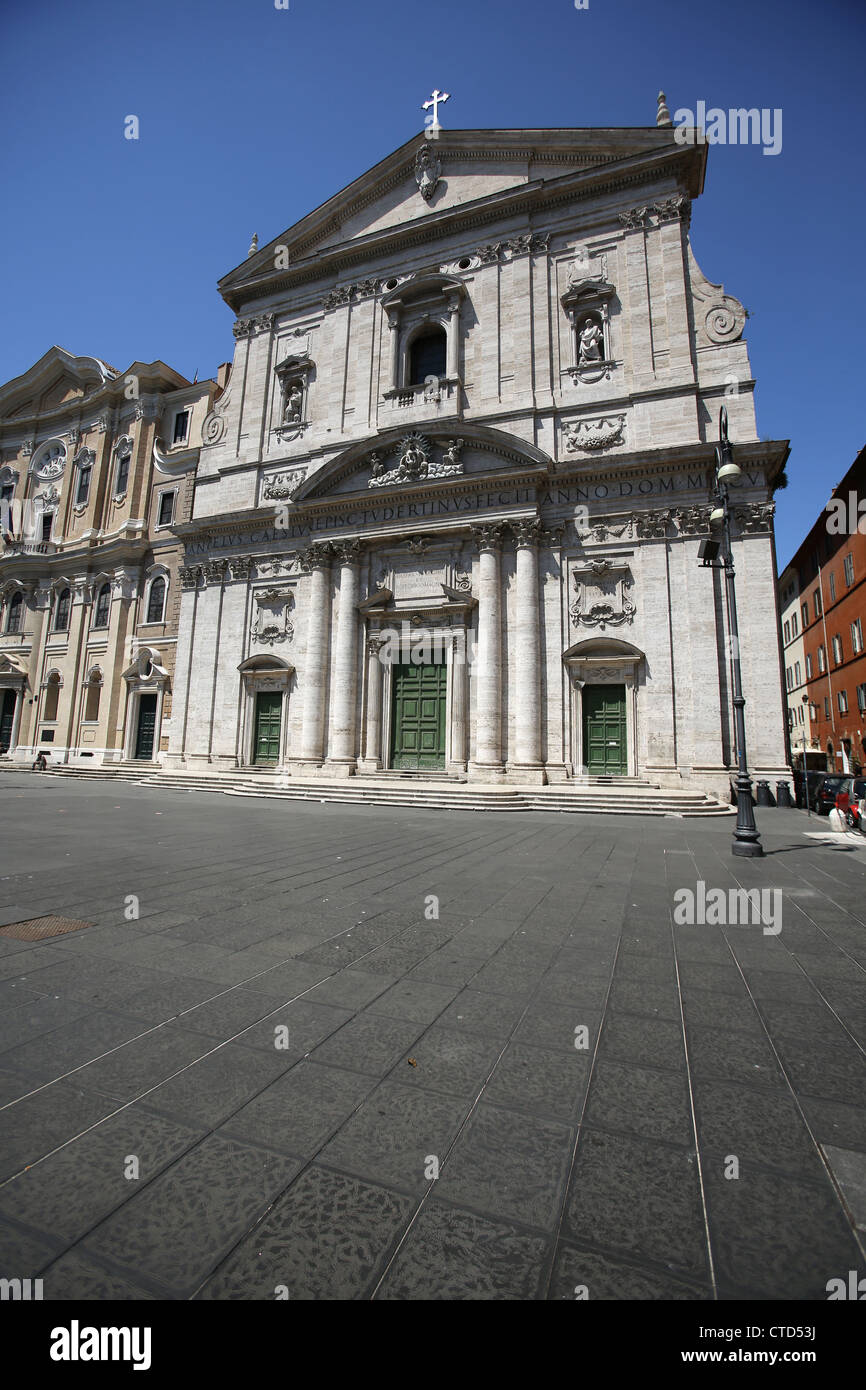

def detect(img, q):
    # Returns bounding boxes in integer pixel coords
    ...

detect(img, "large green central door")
[254,691,282,764]
[583,684,627,775]
[391,662,447,770]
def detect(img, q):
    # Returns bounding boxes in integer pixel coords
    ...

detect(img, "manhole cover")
[0,915,92,941]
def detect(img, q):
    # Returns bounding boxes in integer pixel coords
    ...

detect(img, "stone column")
[470,523,506,779]
[297,543,332,768]
[449,627,469,771]
[446,291,461,379]
[360,633,386,771]
[510,518,545,783]
[62,578,92,762]
[386,309,400,392]
[326,539,362,775]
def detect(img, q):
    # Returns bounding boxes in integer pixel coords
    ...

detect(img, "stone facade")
[163,124,789,798]
[0,349,218,765]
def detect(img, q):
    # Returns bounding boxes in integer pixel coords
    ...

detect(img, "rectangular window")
[157,492,175,527]
[75,465,91,506]
[814,588,822,616]
[172,410,190,445]
[786,667,793,690]
[858,684,866,713]
[806,654,813,678]
[824,697,830,719]
[829,572,837,601]
[832,635,843,664]
[801,601,809,627]
[783,620,790,643]
[41,513,52,543]
[818,645,826,673]
[794,661,801,685]
[791,613,798,637]
[844,553,854,586]
[116,453,130,496]
[851,618,863,655]
[838,690,849,715]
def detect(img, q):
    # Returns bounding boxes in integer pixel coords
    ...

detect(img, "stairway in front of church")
[40,763,733,816]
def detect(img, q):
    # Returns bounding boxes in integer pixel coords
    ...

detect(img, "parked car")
[811,775,850,814]
[835,776,866,828]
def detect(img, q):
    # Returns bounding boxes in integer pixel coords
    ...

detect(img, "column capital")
[511,517,562,549]
[471,522,508,553]
[511,517,543,548]
[298,542,333,573]
[332,538,363,566]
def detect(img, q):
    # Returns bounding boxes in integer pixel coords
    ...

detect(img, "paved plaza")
[0,773,864,1301]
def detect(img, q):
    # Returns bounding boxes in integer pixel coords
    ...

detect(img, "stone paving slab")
[0,772,864,1300]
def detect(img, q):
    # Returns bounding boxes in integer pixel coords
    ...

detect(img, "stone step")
[138,775,729,816]
[38,764,732,815]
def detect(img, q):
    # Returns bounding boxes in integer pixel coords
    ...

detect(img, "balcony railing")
[1,540,57,555]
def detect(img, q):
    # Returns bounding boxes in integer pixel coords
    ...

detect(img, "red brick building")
[785,446,866,775]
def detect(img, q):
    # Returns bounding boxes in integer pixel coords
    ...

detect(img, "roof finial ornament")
[248,233,259,257]
[656,91,672,128]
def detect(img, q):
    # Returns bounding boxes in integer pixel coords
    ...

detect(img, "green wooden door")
[583,684,627,775]
[391,662,447,770]
[254,691,282,764]
[134,693,158,760]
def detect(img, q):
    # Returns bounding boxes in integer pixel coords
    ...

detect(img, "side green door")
[134,694,157,760]
[254,691,282,764]
[391,662,447,770]
[583,684,627,775]
[0,690,16,750]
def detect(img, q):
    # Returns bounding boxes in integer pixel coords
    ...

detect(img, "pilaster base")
[468,761,506,783]
[321,759,357,779]
[544,763,571,785]
[505,763,547,786]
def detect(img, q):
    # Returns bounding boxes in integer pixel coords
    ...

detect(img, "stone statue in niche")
[283,381,303,424]
[578,318,604,364]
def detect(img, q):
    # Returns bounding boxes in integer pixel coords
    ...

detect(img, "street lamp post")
[701,407,764,858]
[801,692,811,817]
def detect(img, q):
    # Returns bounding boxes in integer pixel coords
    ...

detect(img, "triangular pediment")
[293,423,551,504]
[219,126,703,310]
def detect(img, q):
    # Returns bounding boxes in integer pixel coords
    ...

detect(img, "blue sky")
[1,0,863,565]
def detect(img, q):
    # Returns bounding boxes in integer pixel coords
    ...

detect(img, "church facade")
[0,350,218,765]
[166,116,790,799]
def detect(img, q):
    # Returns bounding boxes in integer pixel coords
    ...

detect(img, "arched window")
[146,576,166,624]
[408,329,447,385]
[93,583,111,629]
[43,673,61,722]
[53,588,71,632]
[5,591,23,634]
